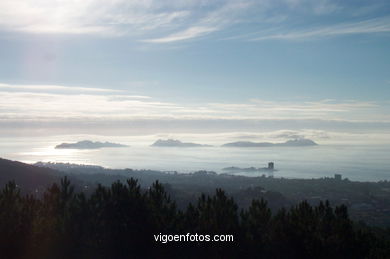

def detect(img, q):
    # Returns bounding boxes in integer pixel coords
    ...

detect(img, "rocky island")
[55,140,128,149]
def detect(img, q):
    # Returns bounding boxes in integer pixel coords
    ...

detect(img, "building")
[268,162,274,170]
[334,174,342,181]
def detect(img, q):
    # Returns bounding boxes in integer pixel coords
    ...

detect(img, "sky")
[0,0,390,143]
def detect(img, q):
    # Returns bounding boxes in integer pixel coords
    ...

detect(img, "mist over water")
[1,136,389,182]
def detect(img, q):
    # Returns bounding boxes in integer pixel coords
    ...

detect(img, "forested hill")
[1,158,390,226]
[0,158,60,192]
[0,158,390,257]
[36,161,390,226]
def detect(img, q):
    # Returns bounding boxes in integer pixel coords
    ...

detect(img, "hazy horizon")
[1,0,390,180]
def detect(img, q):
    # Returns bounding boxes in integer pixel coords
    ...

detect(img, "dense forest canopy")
[0,177,389,259]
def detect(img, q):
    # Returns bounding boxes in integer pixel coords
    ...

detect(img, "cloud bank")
[1,82,389,144]
[0,82,387,121]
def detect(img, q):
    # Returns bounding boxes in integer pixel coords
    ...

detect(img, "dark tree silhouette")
[0,178,389,259]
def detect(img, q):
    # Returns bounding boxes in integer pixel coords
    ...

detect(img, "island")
[55,140,128,149]
[151,139,212,147]
[222,138,317,147]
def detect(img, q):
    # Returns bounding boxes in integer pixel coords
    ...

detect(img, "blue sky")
[0,0,390,142]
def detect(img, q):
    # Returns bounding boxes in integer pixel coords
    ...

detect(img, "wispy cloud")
[0,0,249,40]
[143,1,253,43]
[0,0,189,35]
[0,83,389,143]
[0,83,388,124]
[143,26,218,43]
[0,0,389,43]
[249,17,390,41]
[0,83,123,94]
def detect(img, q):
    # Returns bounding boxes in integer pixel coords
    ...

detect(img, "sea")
[1,136,389,182]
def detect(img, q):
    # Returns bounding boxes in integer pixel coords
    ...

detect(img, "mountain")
[222,138,318,147]
[151,139,211,147]
[55,140,127,149]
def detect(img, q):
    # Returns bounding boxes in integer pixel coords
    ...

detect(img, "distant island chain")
[55,138,318,150]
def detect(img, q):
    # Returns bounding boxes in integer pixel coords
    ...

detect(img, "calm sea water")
[1,137,389,181]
